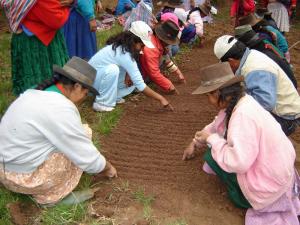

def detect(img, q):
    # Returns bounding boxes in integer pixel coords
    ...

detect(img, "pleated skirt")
[11,30,69,96]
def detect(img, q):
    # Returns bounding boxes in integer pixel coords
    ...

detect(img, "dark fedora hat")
[157,0,184,8]
[199,3,211,16]
[155,20,180,45]
[192,62,244,95]
[256,8,272,17]
[53,56,99,95]
[238,13,262,27]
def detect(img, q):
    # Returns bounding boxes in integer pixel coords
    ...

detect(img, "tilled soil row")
[98,26,246,224]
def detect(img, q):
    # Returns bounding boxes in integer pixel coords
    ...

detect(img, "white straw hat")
[129,21,155,48]
[214,35,238,60]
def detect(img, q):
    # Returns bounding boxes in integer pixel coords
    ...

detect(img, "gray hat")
[53,57,99,95]
[192,62,244,95]
[234,24,252,38]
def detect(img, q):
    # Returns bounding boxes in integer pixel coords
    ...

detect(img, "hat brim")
[53,65,100,96]
[162,2,183,8]
[199,5,210,16]
[155,26,180,45]
[192,76,244,95]
[141,39,155,48]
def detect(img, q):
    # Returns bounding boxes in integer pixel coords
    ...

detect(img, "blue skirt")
[63,9,97,60]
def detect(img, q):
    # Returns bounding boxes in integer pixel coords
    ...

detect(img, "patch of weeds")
[96,24,123,49]
[165,219,188,225]
[95,107,123,135]
[40,203,87,225]
[75,173,93,191]
[0,188,18,225]
[0,80,15,117]
[113,179,130,192]
[133,187,154,206]
[0,188,32,225]
[133,187,155,220]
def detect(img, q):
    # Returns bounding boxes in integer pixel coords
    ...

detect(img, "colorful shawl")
[0,0,37,32]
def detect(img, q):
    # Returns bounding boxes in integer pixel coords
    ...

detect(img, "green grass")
[0,23,124,225]
[40,203,87,225]
[0,33,14,117]
[165,220,188,225]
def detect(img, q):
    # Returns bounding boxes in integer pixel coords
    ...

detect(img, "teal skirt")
[11,30,69,95]
[203,148,252,209]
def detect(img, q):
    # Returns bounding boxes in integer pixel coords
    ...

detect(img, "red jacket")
[230,0,255,17]
[140,35,172,91]
[22,0,70,46]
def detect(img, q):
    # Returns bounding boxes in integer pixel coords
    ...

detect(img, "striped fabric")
[124,0,154,30]
[0,0,37,32]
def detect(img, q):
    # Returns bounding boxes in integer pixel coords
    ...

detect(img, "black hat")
[53,57,99,95]
[157,0,184,8]
[155,20,180,45]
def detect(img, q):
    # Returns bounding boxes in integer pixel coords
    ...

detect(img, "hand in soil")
[102,161,118,178]
[182,141,196,160]
[194,130,210,143]
[162,103,174,111]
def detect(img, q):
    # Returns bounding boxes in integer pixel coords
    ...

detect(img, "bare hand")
[160,97,174,111]
[124,73,133,87]
[96,0,103,13]
[102,161,118,178]
[60,0,74,7]
[169,84,180,95]
[194,130,210,143]
[89,19,97,32]
[182,141,196,160]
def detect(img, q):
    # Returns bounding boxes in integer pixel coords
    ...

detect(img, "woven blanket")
[0,0,37,32]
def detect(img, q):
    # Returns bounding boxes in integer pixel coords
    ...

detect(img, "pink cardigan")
[206,95,295,210]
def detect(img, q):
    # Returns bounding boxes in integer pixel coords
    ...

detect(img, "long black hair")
[106,31,143,61]
[35,73,76,91]
[218,82,245,138]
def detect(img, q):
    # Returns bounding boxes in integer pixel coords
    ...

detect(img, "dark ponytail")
[218,82,245,138]
[36,73,76,90]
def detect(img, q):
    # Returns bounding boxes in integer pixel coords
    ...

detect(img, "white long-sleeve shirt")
[0,89,106,174]
[188,10,204,37]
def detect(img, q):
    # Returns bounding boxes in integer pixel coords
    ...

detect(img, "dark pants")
[203,148,252,209]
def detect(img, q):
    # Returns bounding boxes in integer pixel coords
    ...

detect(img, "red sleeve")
[230,0,238,17]
[140,47,172,91]
[243,0,255,14]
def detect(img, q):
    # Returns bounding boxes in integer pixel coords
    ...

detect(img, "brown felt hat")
[53,56,99,95]
[256,8,272,17]
[238,13,262,27]
[199,3,211,16]
[157,0,184,8]
[155,20,180,45]
[192,62,244,95]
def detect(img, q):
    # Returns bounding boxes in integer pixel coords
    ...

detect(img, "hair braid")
[218,82,245,138]
[35,73,61,90]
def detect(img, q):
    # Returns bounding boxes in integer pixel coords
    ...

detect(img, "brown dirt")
[92,16,300,225]
[7,202,41,225]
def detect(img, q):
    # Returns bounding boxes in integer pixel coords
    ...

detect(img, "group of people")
[230,0,297,33]
[1,0,300,224]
